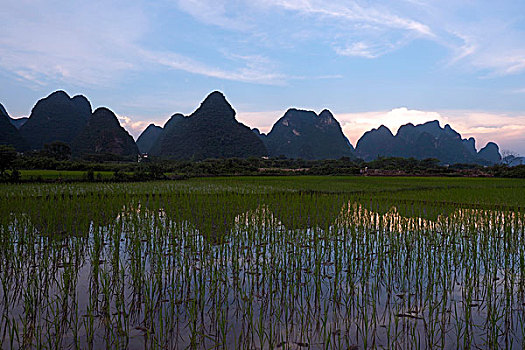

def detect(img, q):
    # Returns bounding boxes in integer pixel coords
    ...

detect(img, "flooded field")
[1,177,525,349]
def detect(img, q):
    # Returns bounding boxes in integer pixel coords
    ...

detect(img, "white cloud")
[116,115,154,140]
[337,108,446,146]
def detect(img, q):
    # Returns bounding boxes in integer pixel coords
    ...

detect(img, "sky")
[1,0,525,155]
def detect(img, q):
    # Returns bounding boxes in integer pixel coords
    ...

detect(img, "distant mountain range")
[355,121,501,165]
[0,90,508,165]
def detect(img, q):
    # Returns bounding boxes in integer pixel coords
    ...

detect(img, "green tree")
[42,141,72,161]
[0,146,19,181]
[0,146,17,174]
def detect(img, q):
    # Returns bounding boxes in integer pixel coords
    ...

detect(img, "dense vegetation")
[1,145,525,183]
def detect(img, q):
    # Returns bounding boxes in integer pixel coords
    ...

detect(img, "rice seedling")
[0,177,524,348]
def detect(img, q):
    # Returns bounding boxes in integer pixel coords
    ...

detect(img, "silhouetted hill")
[262,109,354,159]
[71,107,139,158]
[136,124,163,153]
[478,142,502,164]
[20,91,91,150]
[0,103,29,151]
[356,120,501,164]
[355,125,395,161]
[462,137,477,155]
[149,91,267,159]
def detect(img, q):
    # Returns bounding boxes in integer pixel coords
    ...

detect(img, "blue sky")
[1,0,525,154]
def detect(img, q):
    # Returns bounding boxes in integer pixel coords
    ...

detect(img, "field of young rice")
[1,176,525,349]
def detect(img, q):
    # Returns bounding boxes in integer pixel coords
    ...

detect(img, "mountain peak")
[150,91,266,159]
[462,137,477,155]
[478,142,501,164]
[20,90,93,149]
[201,91,228,106]
[377,125,394,135]
[72,95,92,115]
[193,91,235,119]
[137,124,163,154]
[91,107,121,127]
[93,106,114,115]
[0,102,29,151]
[145,123,161,130]
[319,109,334,119]
[47,90,71,101]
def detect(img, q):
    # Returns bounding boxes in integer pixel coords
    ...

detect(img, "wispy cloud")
[177,0,434,59]
[140,50,286,85]
[0,0,145,86]
[175,0,252,31]
[175,0,525,77]
[3,0,525,90]
[0,0,287,87]
[335,42,386,59]
[408,1,525,76]
[253,0,434,36]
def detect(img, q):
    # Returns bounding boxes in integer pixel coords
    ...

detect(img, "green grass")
[19,169,115,180]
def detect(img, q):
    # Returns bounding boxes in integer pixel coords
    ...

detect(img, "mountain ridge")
[355,120,500,164]
[20,90,92,150]
[149,91,267,160]
[1,90,507,164]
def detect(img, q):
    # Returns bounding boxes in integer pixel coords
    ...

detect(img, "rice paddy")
[1,176,525,349]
